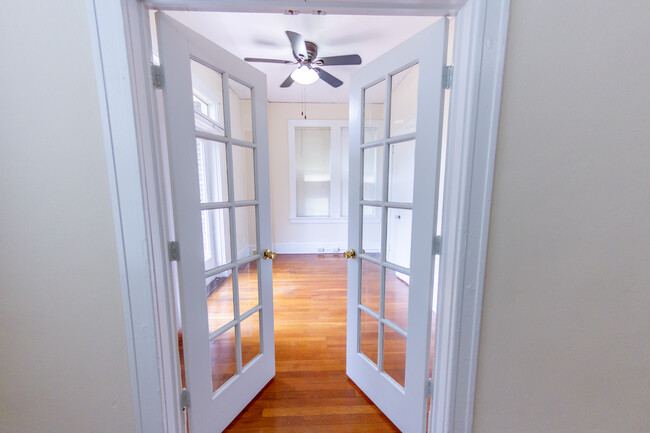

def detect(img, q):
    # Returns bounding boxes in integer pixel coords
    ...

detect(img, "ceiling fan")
[244,31,362,88]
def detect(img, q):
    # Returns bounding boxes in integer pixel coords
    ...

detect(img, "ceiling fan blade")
[244,57,295,64]
[280,73,294,88]
[286,31,308,60]
[317,54,362,66]
[314,68,343,88]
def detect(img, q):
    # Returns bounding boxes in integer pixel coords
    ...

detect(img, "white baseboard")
[272,242,346,254]
[237,244,256,259]
[272,242,381,254]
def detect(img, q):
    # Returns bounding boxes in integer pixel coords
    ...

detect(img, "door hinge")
[433,235,442,255]
[180,388,190,409]
[426,378,434,397]
[168,241,180,262]
[151,64,164,89]
[442,65,454,90]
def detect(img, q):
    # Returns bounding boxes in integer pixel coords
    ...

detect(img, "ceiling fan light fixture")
[290,65,319,85]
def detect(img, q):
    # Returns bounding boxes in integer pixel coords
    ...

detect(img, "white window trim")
[86,1,510,432]
[288,119,348,222]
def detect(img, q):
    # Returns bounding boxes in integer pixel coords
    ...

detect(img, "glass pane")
[362,146,384,201]
[388,140,415,203]
[196,139,228,203]
[386,208,412,269]
[359,310,378,365]
[341,127,349,218]
[241,311,261,368]
[232,145,255,201]
[364,80,386,142]
[206,270,234,334]
[190,60,225,135]
[385,268,409,331]
[382,325,406,388]
[210,327,237,392]
[201,209,231,269]
[360,260,381,314]
[295,127,331,217]
[237,260,259,314]
[390,64,419,137]
[228,79,253,142]
[234,206,257,261]
[362,206,381,255]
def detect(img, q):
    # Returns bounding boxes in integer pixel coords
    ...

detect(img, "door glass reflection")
[388,140,415,204]
[386,208,412,269]
[362,206,382,255]
[241,311,261,368]
[382,325,406,388]
[390,64,419,137]
[206,271,234,334]
[237,260,259,315]
[232,145,255,201]
[361,260,381,314]
[228,79,253,142]
[234,206,257,261]
[359,310,379,366]
[201,209,231,269]
[210,327,237,392]
[190,60,225,136]
[196,139,228,204]
[384,268,409,331]
[363,146,384,201]
[364,80,386,142]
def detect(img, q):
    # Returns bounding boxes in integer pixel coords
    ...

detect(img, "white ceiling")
[152,11,439,103]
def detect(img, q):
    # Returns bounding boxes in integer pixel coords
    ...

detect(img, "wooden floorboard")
[223,253,400,432]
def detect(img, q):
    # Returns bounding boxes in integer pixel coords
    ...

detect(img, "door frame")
[85,1,510,432]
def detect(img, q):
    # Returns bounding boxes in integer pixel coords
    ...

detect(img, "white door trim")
[430,1,510,432]
[85,1,510,432]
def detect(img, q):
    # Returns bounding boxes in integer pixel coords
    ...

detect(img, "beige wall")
[268,103,350,251]
[0,2,135,432]
[473,1,650,432]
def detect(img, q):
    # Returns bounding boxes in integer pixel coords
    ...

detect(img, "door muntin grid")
[356,62,419,390]
[190,58,263,394]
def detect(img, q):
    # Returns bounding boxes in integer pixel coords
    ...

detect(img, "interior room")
[149,10,446,431]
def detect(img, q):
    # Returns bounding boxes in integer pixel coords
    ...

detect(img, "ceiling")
[151,11,439,103]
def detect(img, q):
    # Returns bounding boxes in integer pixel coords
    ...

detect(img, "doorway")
[150,9,449,432]
[88,1,509,432]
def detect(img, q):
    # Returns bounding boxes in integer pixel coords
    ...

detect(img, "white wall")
[0,2,135,432]
[473,1,650,432]
[269,103,350,252]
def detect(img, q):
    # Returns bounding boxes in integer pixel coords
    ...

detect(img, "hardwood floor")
[179,253,437,431]
[224,253,400,432]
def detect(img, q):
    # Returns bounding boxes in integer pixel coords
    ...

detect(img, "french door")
[156,13,275,433]
[346,20,448,432]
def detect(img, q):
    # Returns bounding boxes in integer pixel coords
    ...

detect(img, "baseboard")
[272,242,346,254]
[238,244,256,260]
[272,242,381,254]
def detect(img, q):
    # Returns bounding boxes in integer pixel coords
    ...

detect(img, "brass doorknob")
[343,249,356,259]
[263,249,276,260]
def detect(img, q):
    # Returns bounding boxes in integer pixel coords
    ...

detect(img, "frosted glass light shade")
[291,65,319,85]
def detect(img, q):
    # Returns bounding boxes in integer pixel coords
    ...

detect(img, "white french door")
[346,20,448,432]
[156,13,275,433]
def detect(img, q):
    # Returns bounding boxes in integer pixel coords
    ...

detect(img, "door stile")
[346,19,449,432]
[156,12,275,433]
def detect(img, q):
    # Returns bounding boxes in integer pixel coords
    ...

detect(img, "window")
[288,119,383,222]
[289,120,349,222]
